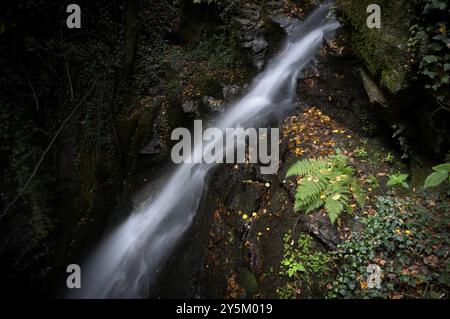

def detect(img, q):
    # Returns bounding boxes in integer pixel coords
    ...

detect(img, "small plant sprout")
[384,152,394,164]
[354,147,368,159]
[387,173,409,190]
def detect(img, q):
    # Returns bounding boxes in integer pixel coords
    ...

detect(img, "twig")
[65,62,74,101]
[24,66,39,111]
[12,35,39,110]
[423,281,430,298]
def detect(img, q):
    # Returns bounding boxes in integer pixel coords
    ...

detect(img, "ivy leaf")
[414,30,427,40]
[423,69,437,79]
[423,55,439,64]
[432,34,446,41]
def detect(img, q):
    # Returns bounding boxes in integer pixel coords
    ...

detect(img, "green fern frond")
[304,197,324,213]
[294,200,303,212]
[296,179,326,199]
[352,180,366,209]
[325,198,344,224]
[286,158,328,177]
[287,153,363,225]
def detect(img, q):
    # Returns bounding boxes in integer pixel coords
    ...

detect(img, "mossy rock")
[336,0,412,94]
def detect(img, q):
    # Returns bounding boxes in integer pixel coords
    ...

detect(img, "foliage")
[278,231,331,298]
[281,255,306,278]
[197,73,224,97]
[384,152,395,164]
[0,0,177,290]
[364,175,379,189]
[424,163,450,188]
[408,0,450,104]
[286,151,365,224]
[387,173,410,190]
[354,147,368,159]
[328,196,450,299]
[392,124,411,160]
[276,282,298,299]
[187,25,244,70]
[280,232,332,280]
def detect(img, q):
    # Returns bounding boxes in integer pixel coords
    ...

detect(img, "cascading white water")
[71,4,339,299]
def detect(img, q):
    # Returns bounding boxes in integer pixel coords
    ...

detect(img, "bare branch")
[65,62,74,101]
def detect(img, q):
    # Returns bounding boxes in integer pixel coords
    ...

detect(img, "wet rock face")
[233,1,300,70]
[140,136,163,156]
[182,100,199,114]
[271,15,301,35]
[336,0,413,95]
[181,84,242,117]
[222,84,241,102]
[202,96,226,113]
[234,3,267,70]
[337,0,450,157]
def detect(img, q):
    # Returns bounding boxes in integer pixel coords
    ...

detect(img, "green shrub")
[328,196,450,299]
[278,231,331,298]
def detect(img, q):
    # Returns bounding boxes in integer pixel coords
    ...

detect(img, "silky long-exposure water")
[71,4,339,298]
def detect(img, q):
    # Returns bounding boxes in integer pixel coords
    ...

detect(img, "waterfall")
[70,4,339,299]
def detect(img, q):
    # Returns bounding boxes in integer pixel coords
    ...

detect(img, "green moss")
[187,24,246,70]
[197,74,224,98]
[337,0,412,94]
[381,68,407,94]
